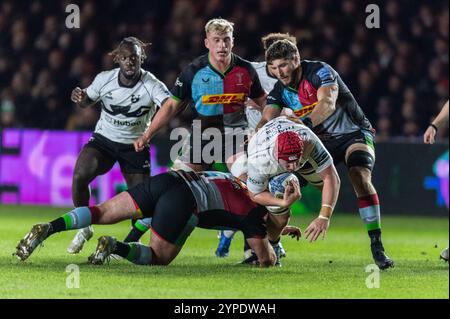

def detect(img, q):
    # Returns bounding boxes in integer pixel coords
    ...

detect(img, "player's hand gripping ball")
[266,173,299,214]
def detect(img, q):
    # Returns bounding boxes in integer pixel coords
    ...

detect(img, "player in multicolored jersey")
[257,39,394,269]
[68,37,171,254]
[14,170,304,267]
[218,33,297,258]
[245,33,297,130]
[133,18,266,172]
[243,116,341,265]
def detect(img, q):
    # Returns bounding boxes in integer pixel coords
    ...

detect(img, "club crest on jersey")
[131,94,140,103]
[202,93,246,105]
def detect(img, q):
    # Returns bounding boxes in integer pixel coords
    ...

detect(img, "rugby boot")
[272,242,282,267]
[240,251,259,266]
[279,241,286,258]
[88,236,117,265]
[67,226,93,254]
[371,242,394,270]
[14,223,51,261]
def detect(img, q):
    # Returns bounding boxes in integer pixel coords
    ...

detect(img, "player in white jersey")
[68,37,171,253]
[243,116,340,265]
[217,33,297,258]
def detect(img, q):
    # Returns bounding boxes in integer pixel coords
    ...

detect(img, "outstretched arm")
[134,97,181,152]
[304,164,340,242]
[255,105,282,131]
[424,100,449,144]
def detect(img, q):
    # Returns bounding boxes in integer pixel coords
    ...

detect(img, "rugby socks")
[124,218,152,243]
[114,242,153,265]
[358,194,383,244]
[48,207,101,236]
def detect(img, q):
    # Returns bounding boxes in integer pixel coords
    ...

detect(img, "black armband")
[430,123,438,132]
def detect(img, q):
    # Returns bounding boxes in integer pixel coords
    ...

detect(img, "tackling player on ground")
[68,37,171,253]
[257,39,394,269]
[14,170,303,267]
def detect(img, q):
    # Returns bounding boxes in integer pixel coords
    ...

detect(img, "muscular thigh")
[74,146,116,180]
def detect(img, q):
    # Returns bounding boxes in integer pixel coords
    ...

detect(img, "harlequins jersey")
[171,54,265,131]
[267,60,372,141]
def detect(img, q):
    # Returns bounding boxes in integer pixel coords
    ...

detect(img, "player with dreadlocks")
[67,36,172,254]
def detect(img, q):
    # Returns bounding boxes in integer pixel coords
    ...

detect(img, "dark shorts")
[127,172,197,246]
[85,133,150,174]
[322,129,375,166]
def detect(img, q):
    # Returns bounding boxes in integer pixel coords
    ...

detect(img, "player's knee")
[72,170,91,187]
[346,150,375,171]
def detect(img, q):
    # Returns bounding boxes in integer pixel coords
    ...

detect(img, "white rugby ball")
[266,172,299,214]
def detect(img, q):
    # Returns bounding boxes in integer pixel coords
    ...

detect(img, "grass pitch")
[0,205,448,299]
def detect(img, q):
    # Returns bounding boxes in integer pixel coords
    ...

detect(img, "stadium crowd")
[0,0,448,141]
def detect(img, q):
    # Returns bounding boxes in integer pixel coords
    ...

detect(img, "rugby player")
[14,171,304,267]
[133,18,266,172]
[68,37,171,253]
[218,33,297,258]
[423,100,449,262]
[244,116,341,266]
[256,39,394,269]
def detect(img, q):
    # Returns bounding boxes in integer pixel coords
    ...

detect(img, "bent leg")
[72,146,115,206]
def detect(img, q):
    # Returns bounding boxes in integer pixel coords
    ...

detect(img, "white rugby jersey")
[246,116,333,194]
[245,62,279,130]
[86,68,170,144]
[251,61,278,94]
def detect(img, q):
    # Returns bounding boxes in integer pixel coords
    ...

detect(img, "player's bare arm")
[306,84,338,126]
[70,87,95,108]
[249,180,300,208]
[134,97,180,152]
[304,164,340,242]
[255,104,281,131]
[249,93,267,112]
[424,100,449,144]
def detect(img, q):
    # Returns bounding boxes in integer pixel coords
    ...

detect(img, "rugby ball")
[266,173,299,214]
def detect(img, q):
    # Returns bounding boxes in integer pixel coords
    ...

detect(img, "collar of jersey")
[207,53,235,78]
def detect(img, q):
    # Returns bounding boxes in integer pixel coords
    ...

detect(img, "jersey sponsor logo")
[175,77,183,87]
[294,102,317,118]
[202,93,246,105]
[130,94,140,103]
[111,119,142,127]
[102,102,152,118]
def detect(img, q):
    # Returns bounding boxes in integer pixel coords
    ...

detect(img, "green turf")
[0,205,448,299]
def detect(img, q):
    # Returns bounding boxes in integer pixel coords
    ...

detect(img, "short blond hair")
[205,18,234,35]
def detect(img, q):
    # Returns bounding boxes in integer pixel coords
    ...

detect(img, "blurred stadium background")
[0,0,448,215]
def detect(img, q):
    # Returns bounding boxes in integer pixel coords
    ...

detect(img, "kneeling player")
[14,171,301,267]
